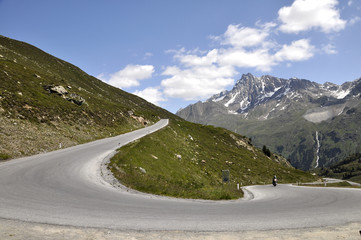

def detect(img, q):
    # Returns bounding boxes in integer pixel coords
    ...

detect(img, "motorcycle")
[272,177,277,187]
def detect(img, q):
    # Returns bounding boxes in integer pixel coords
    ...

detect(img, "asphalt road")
[1,119,361,231]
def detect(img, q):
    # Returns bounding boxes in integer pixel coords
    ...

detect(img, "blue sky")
[1,0,361,113]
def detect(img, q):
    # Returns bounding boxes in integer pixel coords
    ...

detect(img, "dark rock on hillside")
[67,93,86,106]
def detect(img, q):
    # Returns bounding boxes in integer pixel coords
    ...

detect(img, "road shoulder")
[1,218,361,240]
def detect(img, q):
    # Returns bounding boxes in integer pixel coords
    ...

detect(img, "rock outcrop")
[44,85,86,106]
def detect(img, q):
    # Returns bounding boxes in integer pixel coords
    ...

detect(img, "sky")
[1,0,361,113]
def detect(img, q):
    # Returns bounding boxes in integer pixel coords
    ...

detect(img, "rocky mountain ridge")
[206,73,360,121]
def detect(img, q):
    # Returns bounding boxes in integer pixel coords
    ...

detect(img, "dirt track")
[1,219,361,240]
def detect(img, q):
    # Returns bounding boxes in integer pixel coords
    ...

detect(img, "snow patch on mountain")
[212,95,226,102]
[333,89,350,99]
[239,99,251,111]
[321,82,352,99]
[280,105,288,111]
[225,92,239,107]
[228,110,238,115]
[265,87,282,98]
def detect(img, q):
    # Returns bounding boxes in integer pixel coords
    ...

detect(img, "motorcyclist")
[272,175,277,186]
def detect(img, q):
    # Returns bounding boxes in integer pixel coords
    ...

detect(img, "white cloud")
[322,43,337,54]
[174,49,218,67]
[278,0,346,33]
[133,87,166,106]
[349,16,361,25]
[143,52,153,60]
[220,24,270,48]
[161,65,236,100]
[274,39,315,61]
[96,73,106,80]
[98,65,154,89]
[218,48,275,72]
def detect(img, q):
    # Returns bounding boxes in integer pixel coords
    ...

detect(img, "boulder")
[44,85,68,95]
[66,93,86,106]
[44,85,86,106]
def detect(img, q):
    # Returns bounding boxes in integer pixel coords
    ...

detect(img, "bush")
[0,153,11,160]
[262,145,271,157]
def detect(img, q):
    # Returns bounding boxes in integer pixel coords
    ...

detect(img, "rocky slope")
[177,73,361,170]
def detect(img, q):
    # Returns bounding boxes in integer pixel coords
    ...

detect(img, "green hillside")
[110,120,316,199]
[318,153,361,183]
[0,35,173,159]
[0,35,316,199]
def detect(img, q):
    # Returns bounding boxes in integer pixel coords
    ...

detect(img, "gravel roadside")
[1,219,361,240]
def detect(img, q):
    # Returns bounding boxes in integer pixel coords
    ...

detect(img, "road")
[1,118,361,232]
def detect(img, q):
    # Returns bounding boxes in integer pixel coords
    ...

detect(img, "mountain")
[0,36,316,199]
[177,73,361,170]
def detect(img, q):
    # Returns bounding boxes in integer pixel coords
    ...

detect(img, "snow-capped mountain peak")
[208,73,357,115]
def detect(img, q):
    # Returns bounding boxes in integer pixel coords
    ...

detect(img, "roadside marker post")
[222,170,230,183]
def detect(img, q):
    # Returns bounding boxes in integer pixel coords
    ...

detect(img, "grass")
[109,119,317,200]
[0,153,11,160]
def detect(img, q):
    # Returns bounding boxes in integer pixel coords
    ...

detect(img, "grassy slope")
[110,119,316,200]
[0,35,173,159]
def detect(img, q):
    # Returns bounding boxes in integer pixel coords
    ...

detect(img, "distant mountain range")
[177,73,361,170]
